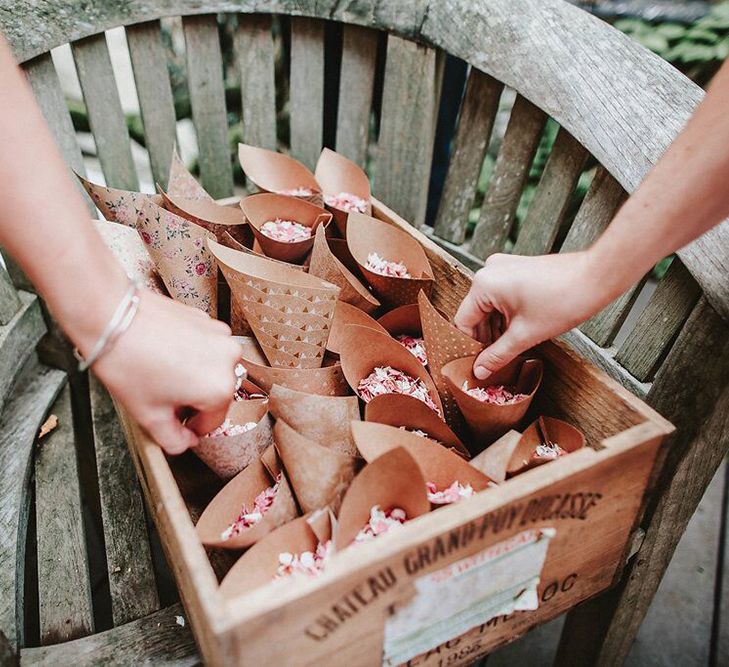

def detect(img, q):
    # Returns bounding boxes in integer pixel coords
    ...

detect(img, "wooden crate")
[118,199,674,666]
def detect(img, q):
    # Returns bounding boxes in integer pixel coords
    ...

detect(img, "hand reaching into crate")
[456,58,729,380]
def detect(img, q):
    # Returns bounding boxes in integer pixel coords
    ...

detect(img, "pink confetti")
[235,386,267,402]
[533,442,566,461]
[366,252,411,278]
[324,192,367,213]
[221,475,281,540]
[462,382,527,405]
[206,419,257,437]
[358,366,441,416]
[426,481,474,505]
[396,335,427,365]
[275,540,333,579]
[260,219,312,243]
[354,506,407,544]
[274,186,315,197]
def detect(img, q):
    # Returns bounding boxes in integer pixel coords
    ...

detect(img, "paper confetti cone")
[308,225,380,314]
[160,190,249,245]
[442,356,544,444]
[346,213,434,307]
[507,416,585,478]
[194,400,274,480]
[468,430,522,484]
[268,385,360,456]
[241,193,331,264]
[314,148,371,235]
[209,240,340,369]
[77,173,161,227]
[238,143,323,206]
[137,199,217,316]
[274,420,358,514]
[326,301,388,356]
[335,447,430,549]
[167,150,213,201]
[195,446,298,550]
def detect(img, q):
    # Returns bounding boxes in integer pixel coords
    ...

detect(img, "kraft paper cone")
[237,336,351,396]
[327,301,388,356]
[274,420,358,514]
[268,384,359,456]
[236,378,268,403]
[77,173,161,227]
[335,447,430,549]
[137,199,217,316]
[160,190,249,245]
[167,150,213,201]
[507,417,585,478]
[346,213,434,307]
[241,193,331,264]
[418,291,483,430]
[442,357,544,444]
[351,422,492,494]
[195,446,298,550]
[469,430,521,484]
[238,143,323,206]
[309,226,380,314]
[314,147,372,235]
[209,240,340,369]
[219,509,333,598]
[327,237,363,278]
[94,221,165,294]
[194,400,273,480]
[364,394,470,459]
[339,325,443,417]
[377,304,422,337]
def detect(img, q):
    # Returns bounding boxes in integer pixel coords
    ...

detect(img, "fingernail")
[474,365,491,380]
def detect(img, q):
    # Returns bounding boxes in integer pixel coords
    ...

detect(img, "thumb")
[146,410,199,455]
[473,329,525,380]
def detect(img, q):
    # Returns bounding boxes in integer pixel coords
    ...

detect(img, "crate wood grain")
[116,199,674,667]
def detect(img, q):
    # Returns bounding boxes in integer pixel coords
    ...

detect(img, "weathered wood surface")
[90,376,160,626]
[719,465,729,667]
[469,96,547,258]
[182,15,234,199]
[71,34,139,191]
[34,383,93,644]
[0,360,66,649]
[376,35,438,228]
[0,266,21,325]
[335,25,378,169]
[433,68,503,245]
[19,603,199,666]
[126,20,178,187]
[235,14,277,151]
[581,279,646,348]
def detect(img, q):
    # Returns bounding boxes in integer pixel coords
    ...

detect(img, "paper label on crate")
[382,527,555,666]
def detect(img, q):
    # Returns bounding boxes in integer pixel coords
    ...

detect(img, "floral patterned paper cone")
[167,150,213,201]
[364,394,470,459]
[351,422,493,494]
[314,148,371,235]
[160,190,249,244]
[137,199,217,316]
[94,221,165,294]
[309,225,380,314]
[507,416,585,478]
[347,213,434,307]
[238,143,323,206]
[77,173,161,227]
[194,398,273,480]
[326,301,388,356]
[269,385,360,456]
[196,446,298,550]
[219,509,333,598]
[442,356,544,444]
[335,447,430,550]
[241,193,331,264]
[274,420,358,514]
[418,290,483,432]
[209,240,340,369]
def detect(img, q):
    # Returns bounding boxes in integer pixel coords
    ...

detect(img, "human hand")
[454,251,610,379]
[90,290,242,454]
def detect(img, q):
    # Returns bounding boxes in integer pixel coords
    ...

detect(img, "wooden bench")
[0,1,727,664]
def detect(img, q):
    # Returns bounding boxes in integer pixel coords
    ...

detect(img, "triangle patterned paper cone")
[269,385,360,456]
[210,240,340,369]
[160,190,249,244]
[442,356,544,444]
[137,199,217,316]
[238,143,323,206]
[507,417,585,478]
[77,173,161,227]
[309,225,380,314]
[167,150,213,201]
[274,420,358,514]
[347,212,434,307]
[195,446,298,550]
[194,400,273,480]
[326,301,388,356]
[314,148,372,235]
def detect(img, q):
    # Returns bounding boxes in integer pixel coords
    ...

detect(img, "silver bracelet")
[74,278,142,372]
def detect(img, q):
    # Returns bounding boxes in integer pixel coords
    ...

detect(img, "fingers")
[145,410,199,455]
[473,328,525,380]
[454,285,493,339]
[186,404,229,437]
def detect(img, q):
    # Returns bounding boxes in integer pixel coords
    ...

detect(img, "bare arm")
[455,59,729,379]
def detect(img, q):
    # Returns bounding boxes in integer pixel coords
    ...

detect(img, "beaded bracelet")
[74,278,142,372]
